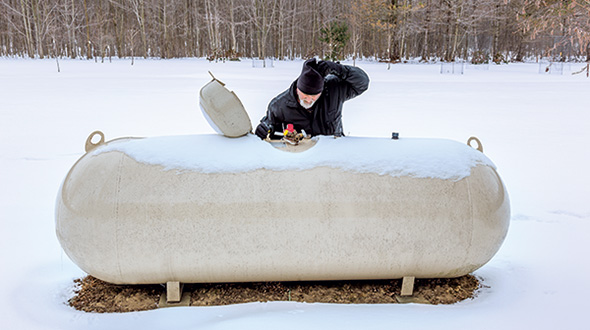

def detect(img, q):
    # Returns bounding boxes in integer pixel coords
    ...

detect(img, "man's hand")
[317,60,342,77]
[255,122,271,140]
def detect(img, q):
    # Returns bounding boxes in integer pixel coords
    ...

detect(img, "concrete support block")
[166,281,182,303]
[401,276,415,296]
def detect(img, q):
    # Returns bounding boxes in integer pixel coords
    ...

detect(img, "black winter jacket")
[259,64,369,137]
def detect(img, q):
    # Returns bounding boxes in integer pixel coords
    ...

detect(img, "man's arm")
[255,95,282,139]
[318,60,370,101]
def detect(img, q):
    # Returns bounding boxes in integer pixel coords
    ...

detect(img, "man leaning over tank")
[255,58,370,139]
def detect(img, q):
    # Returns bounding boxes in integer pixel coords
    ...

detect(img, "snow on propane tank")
[55,132,510,285]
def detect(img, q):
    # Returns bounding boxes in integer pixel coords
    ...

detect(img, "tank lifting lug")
[85,131,105,153]
[467,136,484,153]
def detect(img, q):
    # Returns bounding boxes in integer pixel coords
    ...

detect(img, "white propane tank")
[55,132,509,285]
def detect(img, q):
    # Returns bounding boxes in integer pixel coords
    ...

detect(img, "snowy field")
[1,57,589,329]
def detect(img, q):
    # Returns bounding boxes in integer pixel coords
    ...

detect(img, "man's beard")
[299,98,316,109]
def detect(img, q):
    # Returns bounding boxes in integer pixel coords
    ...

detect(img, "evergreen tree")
[320,21,350,61]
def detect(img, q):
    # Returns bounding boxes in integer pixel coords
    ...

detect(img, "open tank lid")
[199,72,253,138]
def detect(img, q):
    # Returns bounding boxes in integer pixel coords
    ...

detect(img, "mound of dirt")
[69,275,483,313]
[69,277,161,313]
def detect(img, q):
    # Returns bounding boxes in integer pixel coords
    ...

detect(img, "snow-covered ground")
[0,58,588,329]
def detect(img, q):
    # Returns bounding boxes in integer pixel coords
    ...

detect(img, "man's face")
[296,88,321,109]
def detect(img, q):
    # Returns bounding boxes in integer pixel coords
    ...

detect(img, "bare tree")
[519,0,590,61]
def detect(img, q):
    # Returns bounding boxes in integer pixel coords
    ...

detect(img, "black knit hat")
[296,59,324,95]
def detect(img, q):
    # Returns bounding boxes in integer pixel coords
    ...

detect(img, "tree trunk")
[32,0,45,57]
[290,0,296,59]
[83,0,91,59]
[230,0,237,54]
[19,0,34,57]
[451,23,459,60]
[422,30,428,61]
[162,0,168,58]
[69,0,77,58]
[98,0,104,62]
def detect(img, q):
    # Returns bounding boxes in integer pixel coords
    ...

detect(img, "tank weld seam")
[115,154,124,282]
[464,176,474,265]
[62,152,92,213]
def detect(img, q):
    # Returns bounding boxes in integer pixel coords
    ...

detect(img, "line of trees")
[1,0,589,62]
